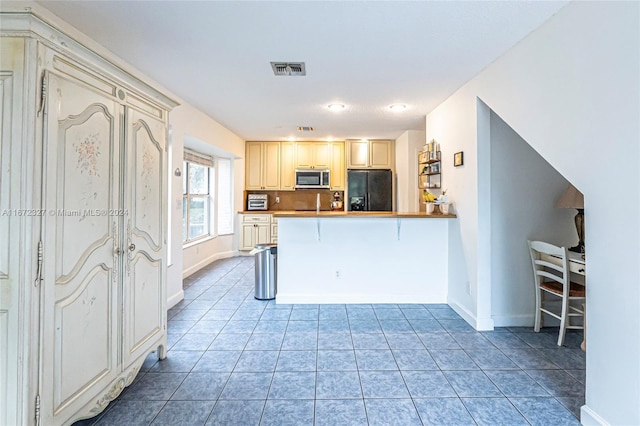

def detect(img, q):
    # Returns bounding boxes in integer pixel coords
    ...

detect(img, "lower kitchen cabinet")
[240,214,273,250]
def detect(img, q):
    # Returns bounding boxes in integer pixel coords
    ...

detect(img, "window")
[183,149,234,244]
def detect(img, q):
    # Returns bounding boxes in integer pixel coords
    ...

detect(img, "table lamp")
[555,183,585,253]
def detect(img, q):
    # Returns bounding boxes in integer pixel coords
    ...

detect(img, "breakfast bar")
[273,211,456,304]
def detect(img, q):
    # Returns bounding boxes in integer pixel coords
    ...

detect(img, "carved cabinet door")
[40,71,123,425]
[121,106,167,368]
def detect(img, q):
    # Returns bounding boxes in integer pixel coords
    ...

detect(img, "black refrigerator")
[347,169,393,211]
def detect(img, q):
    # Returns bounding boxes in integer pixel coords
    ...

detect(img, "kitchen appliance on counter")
[330,192,343,211]
[295,169,330,189]
[247,193,268,210]
[347,169,392,211]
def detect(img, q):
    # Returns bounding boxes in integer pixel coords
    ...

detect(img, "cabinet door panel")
[295,142,313,168]
[256,223,270,245]
[330,142,345,190]
[131,115,163,250]
[245,142,263,190]
[313,143,331,168]
[241,223,256,250]
[127,254,163,354]
[369,140,392,168]
[263,142,280,189]
[55,266,112,408]
[348,140,369,168]
[123,107,166,368]
[280,142,295,190]
[40,72,121,425]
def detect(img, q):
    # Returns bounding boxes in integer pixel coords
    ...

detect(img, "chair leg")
[557,297,569,346]
[534,288,542,332]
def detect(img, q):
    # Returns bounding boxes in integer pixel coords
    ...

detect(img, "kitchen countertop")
[238,210,456,218]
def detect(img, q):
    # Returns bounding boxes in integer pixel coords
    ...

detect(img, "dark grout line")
[83,256,584,425]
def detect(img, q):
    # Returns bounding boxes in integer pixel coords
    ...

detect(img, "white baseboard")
[182,250,237,279]
[448,299,494,331]
[492,314,534,328]
[447,299,474,324]
[580,405,610,426]
[166,289,184,310]
[475,316,495,331]
[276,293,447,305]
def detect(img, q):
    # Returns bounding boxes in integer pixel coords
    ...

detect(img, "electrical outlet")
[275,196,280,203]
[335,270,341,279]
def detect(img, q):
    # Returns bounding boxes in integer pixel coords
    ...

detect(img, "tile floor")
[74,256,584,426]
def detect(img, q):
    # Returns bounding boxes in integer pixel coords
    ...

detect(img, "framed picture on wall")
[454,151,464,167]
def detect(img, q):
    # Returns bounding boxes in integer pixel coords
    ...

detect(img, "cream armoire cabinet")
[0,10,177,425]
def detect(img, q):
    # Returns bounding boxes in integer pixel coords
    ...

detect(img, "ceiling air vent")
[271,62,306,76]
[297,126,315,132]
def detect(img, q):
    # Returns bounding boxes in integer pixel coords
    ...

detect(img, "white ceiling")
[36,1,566,142]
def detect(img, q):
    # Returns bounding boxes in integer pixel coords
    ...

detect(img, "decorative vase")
[425,202,435,215]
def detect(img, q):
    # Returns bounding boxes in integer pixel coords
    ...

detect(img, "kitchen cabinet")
[347,139,394,169]
[245,141,280,190]
[330,142,346,190]
[240,214,272,250]
[0,15,176,426]
[280,142,296,191]
[295,142,331,169]
[246,141,342,191]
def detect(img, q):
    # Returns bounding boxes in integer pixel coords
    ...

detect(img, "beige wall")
[426,2,639,424]
[395,130,425,212]
[167,104,245,306]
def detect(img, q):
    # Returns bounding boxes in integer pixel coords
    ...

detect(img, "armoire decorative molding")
[0,6,178,425]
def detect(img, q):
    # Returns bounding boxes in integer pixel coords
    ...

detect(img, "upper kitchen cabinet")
[347,139,394,169]
[330,141,345,190]
[280,142,296,191]
[295,142,331,169]
[245,141,280,190]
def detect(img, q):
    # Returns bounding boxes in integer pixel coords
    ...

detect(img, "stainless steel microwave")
[295,169,330,189]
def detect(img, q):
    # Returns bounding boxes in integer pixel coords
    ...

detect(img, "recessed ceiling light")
[389,104,407,111]
[327,104,345,111]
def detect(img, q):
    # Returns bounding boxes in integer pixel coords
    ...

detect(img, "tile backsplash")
[245,190,344,211]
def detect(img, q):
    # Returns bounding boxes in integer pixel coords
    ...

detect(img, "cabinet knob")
[128,243,136,252]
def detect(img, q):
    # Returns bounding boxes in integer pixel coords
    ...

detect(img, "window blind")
[184,149,214,168]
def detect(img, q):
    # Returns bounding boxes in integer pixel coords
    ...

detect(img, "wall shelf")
[418,150,441,190]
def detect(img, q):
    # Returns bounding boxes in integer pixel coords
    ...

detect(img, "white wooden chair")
[527,240,585,346]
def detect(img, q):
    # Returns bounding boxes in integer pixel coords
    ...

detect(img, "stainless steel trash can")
[253,243,277,300]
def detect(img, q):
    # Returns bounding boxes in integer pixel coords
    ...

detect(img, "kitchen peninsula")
[273,211,456,304]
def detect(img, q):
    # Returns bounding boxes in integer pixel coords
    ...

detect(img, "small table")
[540,251,586,350]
